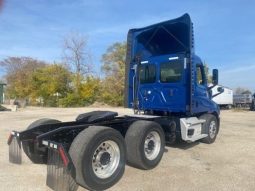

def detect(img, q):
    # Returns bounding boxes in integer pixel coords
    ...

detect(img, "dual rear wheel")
[69,121,165,190]
[22,118,61,164]
[69,126,126,191]
[125,120,165,170]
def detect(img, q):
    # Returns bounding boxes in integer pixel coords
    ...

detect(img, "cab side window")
[139,64,156,84]
[196,64,205,85]
[160,61,182,83]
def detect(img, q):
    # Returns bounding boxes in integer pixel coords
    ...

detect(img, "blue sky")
[0,0,255,91]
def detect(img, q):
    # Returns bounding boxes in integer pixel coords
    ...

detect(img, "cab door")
[192,63,211,113]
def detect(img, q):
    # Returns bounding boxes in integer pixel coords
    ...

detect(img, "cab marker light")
[169,56,179,60]
[141,61,148,64]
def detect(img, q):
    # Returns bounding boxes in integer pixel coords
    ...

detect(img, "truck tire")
[199,114,219,144]
[69,126,126,191]
[250,101,254,111]
[125,120,165,170]
[226,105,232,110]
[22,118,61,164]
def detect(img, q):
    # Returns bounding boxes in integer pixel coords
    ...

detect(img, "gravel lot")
[0,107,255,191]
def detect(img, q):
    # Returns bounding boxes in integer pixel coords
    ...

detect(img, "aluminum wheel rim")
[209,121,217,139]
[144,131,161,160]
[92,140,120,179]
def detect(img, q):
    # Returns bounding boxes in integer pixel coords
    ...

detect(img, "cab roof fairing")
[128,13,194,61]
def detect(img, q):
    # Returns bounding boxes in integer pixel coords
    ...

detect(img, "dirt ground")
[0,107,255,191]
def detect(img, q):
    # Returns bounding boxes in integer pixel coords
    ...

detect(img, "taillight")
[58,146,69,167]
[7,133,13,145]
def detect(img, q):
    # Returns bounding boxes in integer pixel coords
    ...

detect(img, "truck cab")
[124,13,219,117]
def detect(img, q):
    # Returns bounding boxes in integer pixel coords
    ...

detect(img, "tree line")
[0,34,126,107]
[1,33,242,107]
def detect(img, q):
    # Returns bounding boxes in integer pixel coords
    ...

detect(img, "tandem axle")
[8,110,219,191]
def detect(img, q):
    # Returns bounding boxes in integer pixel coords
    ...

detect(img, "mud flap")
[8,132,22,164]
[45,142,78,191]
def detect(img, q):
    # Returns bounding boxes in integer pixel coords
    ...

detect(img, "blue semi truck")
[8,14,221,191]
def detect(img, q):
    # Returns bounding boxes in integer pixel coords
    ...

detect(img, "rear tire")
[125,120,165,170]
[22,118,61,164]
[199,114,219,144]
[69,126,126,191]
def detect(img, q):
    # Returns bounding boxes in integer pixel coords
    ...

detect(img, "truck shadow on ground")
[164,141,199,152]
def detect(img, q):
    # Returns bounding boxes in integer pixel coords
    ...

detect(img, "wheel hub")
[209,121,217,139]
[147,140,155,151]
[144,131,161,160]
[100,152,111,166]
[92,140,120,179]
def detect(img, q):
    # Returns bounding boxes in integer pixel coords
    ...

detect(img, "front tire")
[69,126,126,191]
[199,114,219,144]
[125,120,165,170]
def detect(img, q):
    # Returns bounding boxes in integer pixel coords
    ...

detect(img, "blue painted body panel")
[136,54,187,113]
[124,14,220,116]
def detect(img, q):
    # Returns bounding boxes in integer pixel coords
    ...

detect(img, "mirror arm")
[212,91,224,98]
[207,84,216,91]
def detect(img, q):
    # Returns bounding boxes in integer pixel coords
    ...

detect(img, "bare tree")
[235,87,252,94]
[62,32,93,94]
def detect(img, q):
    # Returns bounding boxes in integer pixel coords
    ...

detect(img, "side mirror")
[217,87,224,93]
[212,69,218,85]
